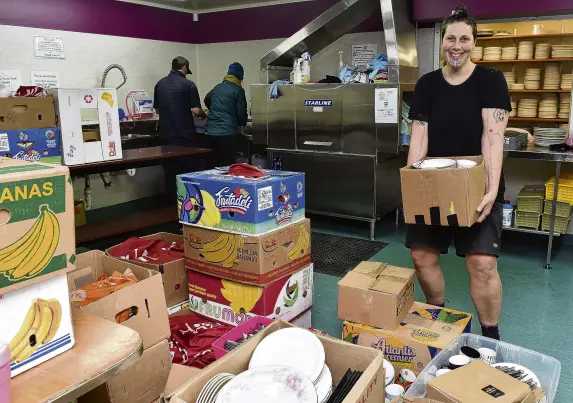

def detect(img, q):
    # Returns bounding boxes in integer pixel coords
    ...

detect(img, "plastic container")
[405,334,561,403]
[545,176,573,204]
[543,199,572,218]
[515,210,541,230]
[502,203,514,227]
[0,342,10,403]
[516,186,545,213]
[541,213,571,233]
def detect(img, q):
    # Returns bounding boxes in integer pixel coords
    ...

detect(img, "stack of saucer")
[483,47,502,61]
[543,64,561,90]
[503,71,516,86]
[524,68,542,89]
[552,44,573,58]
[538,94,558,118]
[509,100,517,117]
[511,83,525,90]
[518,41,534,59]
[535,43,552,59]
[517,98,539,118]
[501,46,517,60]
[559,93,571,119]
[471,47,483,61]
[561,73,573,90]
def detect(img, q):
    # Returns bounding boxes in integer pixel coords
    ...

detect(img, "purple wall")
[414,0,573,22]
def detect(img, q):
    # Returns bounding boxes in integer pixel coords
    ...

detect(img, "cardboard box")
[168,321,385,403]
[188,264,313,326]
[338,262,415,330]
[79,339,172,403]
[392,399,444,403]
[343,302,472,374]
[212,316,275,360]
[400,156,485,227]
[0,157,75,292]
[69,251,170,349]
[0,127,61,164]
[291,307,312,329]
[107,232,188,308]
[50,88,122,165]
[176,168,305,235]
[0,96,56,130]
[74,199,87,226]
[162,364,202,398]
[0,273,74,377]
[427,361,535,403]
[183,218,311,285]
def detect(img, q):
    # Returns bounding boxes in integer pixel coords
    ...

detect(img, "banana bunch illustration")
[9,298,62,363]
[287,224,310,261]
[101,91,114,107]
[200,233,244,268]
[0,205,60,280]
[220,279,262,314]
[198,190,221,227]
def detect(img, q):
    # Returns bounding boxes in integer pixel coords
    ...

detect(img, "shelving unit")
[509,89,570,93]
[478,33,573,41]
[476,58,573,64]
[508,117,569,122]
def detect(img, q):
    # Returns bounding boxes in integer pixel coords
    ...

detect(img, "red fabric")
[227,163,267,178]
[169,314,232,369]
[108,236,184,265]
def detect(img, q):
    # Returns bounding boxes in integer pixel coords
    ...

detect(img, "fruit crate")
[541,213,571,233]
[515,211,541,230]
[543,199,573,218]
[545,176,573,204]
[404,334,561,403]
[516,186,545,213]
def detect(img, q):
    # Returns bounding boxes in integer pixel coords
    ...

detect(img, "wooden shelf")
[475,58,573,63]
[509,117,569,122]
[477,33,573,41]
[509,89,571,93]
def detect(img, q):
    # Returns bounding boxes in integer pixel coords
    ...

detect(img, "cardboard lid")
[339,262,414,295]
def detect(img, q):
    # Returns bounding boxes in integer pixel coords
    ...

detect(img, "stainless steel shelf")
[504,144,573,162]
[503,226,561,236]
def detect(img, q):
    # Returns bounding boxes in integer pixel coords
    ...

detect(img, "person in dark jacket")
[204,62,248,166]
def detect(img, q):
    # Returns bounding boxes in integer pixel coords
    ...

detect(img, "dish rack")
[541,213,571,233]
[545,176,573,204]
[543,200,572,218]
[516,186,545,213]
[404,334,561,403]
[515,211,541,230]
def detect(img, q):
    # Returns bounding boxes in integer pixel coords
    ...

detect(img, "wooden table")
[12,308,143,403]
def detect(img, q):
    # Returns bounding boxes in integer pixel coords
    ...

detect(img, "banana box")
[0,273,75,377]
[0,157,75,292]
[342,302,472,374]
[0,128,62,164]
[188,264,313,326]
[183,218,311,286]
[176,168,305,235]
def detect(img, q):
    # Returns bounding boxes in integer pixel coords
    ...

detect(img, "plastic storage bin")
[515,211,541,230]
[543,199,572,218]
[516,186,545,213]
[405,334,561,403]
[541,213,571,233]
[545,175,573,204]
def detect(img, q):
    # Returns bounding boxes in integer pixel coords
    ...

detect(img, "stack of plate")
[552,45,573,58]
[477,29,494,37]
[517,98,539,118]
[559,123,570,132]
[559,93,571,119]
[524,68,542,89]
[471,47,483,61]
[561,73,573,90]
[534,43,552,59]
[509,100,517,117]
[511,83,525,90]
[543,64,561,90]
[538,93,558,118]
[503,71,516,86]
[197,373,235,403]
[533,127,567,147]
[483,47,502,61]
[501,46,517,60]
[518,41,534,59]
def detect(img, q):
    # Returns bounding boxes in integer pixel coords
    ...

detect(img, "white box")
[51,88,122,165]
[1,273,75,377]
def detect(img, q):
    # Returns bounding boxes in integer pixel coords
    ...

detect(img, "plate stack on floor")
[177,166,313,328]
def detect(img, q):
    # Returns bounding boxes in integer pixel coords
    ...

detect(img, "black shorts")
[405,202,503,257]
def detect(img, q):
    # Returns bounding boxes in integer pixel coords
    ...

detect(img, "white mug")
[386,384,405,400]
[532,24,544,35]
[436,368,452,377]
[478,347,497,365]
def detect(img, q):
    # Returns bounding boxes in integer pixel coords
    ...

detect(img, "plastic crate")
[545,176,573,204]
[405,334,561,403]
[515,211,541,230]
[516,186,545,213]
[543,199,573,218]
[541,213,571,233]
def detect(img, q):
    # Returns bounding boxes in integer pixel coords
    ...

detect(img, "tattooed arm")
[407,120,429,165]
[477,108,508,222]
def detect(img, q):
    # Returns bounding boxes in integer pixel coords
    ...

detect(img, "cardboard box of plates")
[343,302,472,374]
[0,158,76,377]
[168,321,386,403]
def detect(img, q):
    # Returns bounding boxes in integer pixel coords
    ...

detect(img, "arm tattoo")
[414,120,427,127]
[493,109,507,123]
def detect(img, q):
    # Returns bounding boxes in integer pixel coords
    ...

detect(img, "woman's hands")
[476,192,497,223]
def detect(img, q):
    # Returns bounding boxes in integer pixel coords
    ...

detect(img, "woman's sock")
[481,324,500,340]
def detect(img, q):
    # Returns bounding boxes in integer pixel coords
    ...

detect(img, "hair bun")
[453,5,469,17]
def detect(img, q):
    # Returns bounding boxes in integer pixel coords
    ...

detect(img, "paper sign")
[352,44,377,66]
[34,36,65,59]
[374,88,398,124]
[0,70,22,93]
[30,71,60,88]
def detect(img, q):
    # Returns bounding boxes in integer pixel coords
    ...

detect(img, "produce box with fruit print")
[0,157,75,292]
[0,273,75,377]
[184,218,311,285]
[188,264,313,326]
[0,128,62,164]
[177,168,305,235]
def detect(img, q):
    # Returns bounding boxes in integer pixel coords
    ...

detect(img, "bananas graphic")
[101,91,114,107]
[198,190,221,227]
[0,205,60,280]
[9,298,62,363]
[200,233,244,268]
[220,279,262,314]
[287,224,310,261]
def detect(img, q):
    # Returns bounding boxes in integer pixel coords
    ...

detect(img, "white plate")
[413,158,456,170]
[206,375,235,403]
[383,359,395,385]
[456,159,477,168]
[315,365,333,403]
[492,363,541,389]
[198,374,234,403]
[216,365,318,403]
[249,328,325,383]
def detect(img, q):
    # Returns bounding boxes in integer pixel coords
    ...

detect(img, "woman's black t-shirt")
[408,65,512,201]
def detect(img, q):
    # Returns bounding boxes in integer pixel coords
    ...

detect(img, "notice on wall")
[374,88,398,124]
[352,44,377,66]
[0,70,22,93]
[30,71,60,89]
[34,36,65,59]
